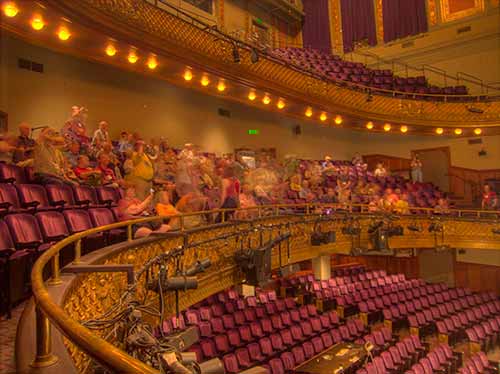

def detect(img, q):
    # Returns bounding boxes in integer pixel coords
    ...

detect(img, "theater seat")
[17,184,56,211]
[63,210,104,253]
[0,163,27,184]
[88,208,126,244]
[46,184,77,209]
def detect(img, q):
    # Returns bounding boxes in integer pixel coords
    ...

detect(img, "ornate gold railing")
[29,204,500,373]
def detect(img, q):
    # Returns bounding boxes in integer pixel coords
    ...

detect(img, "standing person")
[91,120,110,149]
[129,140,154,199]
[411,154,423,183]
[13,122,35,166]
[217,166,240,222]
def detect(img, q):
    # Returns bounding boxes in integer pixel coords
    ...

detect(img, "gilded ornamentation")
[428,0,438,26]
[440,0,485,23]
[375,0,384,44]
[329,0,343,53]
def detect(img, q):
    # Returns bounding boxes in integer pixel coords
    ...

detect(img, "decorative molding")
[217,0,224,31]
[375,0,384,44]
[428,0,438,26]
[440,0,485,22]
[329,0,343,53]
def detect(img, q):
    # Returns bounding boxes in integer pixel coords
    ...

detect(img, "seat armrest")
[76,199,91,205]
[0,201,12,209]
[22,201,40,208]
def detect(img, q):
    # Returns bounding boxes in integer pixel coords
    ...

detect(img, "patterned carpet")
[0,303,25,374]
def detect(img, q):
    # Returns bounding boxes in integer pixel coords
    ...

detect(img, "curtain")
[383,0,428,43]
[302,0,332,52]
[340,0,377,53]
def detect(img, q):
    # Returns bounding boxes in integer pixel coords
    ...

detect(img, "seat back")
[96,186,121,205]
[17,184,51,209]
[46,184,76,207]
[63,210,94,233]
[5,213,44,248]
[73,185,99,206]
[0,163,27,183]
[35,211,69,241]
[0,220,15,253]
[0,183,21,210]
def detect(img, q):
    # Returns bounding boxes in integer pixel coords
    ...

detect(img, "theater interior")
[0,0,500,373]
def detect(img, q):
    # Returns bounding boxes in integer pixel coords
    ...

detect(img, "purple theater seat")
[269,358,285,374]
[72,185,100,207]
[63,209,104,253]
[214,334,230,354]
[223,353,240,374]
[228,329,242,348]
[95,186,121,207]
[17,184,55,211]
[280,351,295,371]
[0,163,27,184]
[5,213,48,253]
[0,183,23,214]
[0,219,30,317]
[280,328,294,346]
[88,208,126,244]
[270,333,284,351]
[45,184,77,209]
[235,348,252,369]
[259,337,273,357]
[248,342,265,362]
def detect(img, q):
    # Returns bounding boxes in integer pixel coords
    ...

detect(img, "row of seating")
[0,183,122,215]
[460,352,498,374]
[0,208,124,317]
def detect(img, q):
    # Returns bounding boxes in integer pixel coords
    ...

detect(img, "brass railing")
[30,203,500,373]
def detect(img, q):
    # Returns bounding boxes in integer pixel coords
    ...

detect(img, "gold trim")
[428,0,438,26]
[440,0,485,22]
[329,0,343,52]
[375,0,384,44]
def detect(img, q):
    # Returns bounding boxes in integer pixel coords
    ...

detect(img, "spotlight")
[217,80,226,92]
[147,56,158,70]
[127,51,138,64]
[407,224,422,232]
[105,44,117,57]
[31,16,45,31]
[367,221,384,234]
[232,44,240,63]
[428,222,443,233]
[383,123,391,132]
[400,125,408,133]
[366,121,374,130]
[277,99,285,109]
[201,75,210,87]
[320,112,327,122]
[183,69,193,81]
[305,107,313,117]
[57,26,71,41]
[262,95,271,105]
[250,49,259,63]
[366,92,373,103]
[3,2,19,17]
[334,115,343,125]
[248,90,257,101]
[436,127,444,135]
[454,128,462,135]
[185,258,211,276]
[147,276,199,292]
[474,128,482,135]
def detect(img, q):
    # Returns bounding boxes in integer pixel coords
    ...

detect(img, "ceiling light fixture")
[3,2,19,17]
[248,90,257,101]
[183,69,193,81]
[147,56,158,70]
[366,121,374,130]
[305,107,313,118]
[400,125,408,133]
[31,15,45,31]
[334,115,343,125]
[474,128,482,135]
[383,123,391,132]
[217,80,226,92]
[262,95,271,105]
[57,26,71,41]
[105,44,117,57]
[454,128,462,135]
[127,50,138,64]
[277,99,285,109]
[320,112,327,122]
[201,75,210,87]
[436,127,444,135]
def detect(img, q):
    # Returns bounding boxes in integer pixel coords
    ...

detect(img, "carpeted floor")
[0,303,25,374]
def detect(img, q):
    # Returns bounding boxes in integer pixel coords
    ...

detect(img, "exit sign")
[248,129,259,135]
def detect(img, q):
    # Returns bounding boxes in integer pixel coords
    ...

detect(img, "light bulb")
[201,75,210,87]
[3,2,19,17]
[128,51,138,64]
[455,128,462,135]
[31,16,45,31]
[183,69,193,81]
[262,95,271,105]
[400,125,408,133]
[305,107,313,117]
[147,56,158,70]
[217,80,226,92]
[320,113,327,122]
[57,26,71,41]
[277,99,285,109]
[384,123,391,132]
[105,44,117,57]
[366,121,374,130]
[334,115,343,125]
[248,91,257,101]
[436,128,444,135]
[474,128,482,135]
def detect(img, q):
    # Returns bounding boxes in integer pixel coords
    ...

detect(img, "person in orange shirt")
[155,190,180,229]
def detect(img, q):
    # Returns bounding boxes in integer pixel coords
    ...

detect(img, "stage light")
[31,16,45,31]
[247,90,256,101]
[454,128,462,135]
[474,128,482,135]
[383,123,391,132]
[262,95,271,105]
[185,258,211,276]
[232,44,240,63]
[277,99,285,109]
[320,112,327,122]
[105,44,117,57]
[334,115,343,125]
[305,107,313,117]
[183,69,193,81]
[217,80,226,92]
[3,2,19,17]
[57,26,71,41]
[147,56,158,70]
[436,127,444,135]
[201,75,210,87]
[400,125,408,133]
[127,51,138,64]
[250,49,259,63]
[366,121,374,130]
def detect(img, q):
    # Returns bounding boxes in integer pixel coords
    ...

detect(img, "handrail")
[142,0,500,103]
[30,203,500,373]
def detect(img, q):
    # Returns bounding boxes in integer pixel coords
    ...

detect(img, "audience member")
[13,122,35,166]
[481,184,498,210]
[411,154,423,183]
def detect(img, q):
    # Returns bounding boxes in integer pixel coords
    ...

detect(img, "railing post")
[48,253,62,286]
[31,306,59,368]
[127,224,133,242]
[73,239,82,265]
[180,216,185,231]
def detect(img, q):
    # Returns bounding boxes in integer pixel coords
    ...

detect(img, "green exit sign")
[248,129,259,135]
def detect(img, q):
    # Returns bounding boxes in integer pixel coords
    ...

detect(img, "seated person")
[434,197,451,215]
[320,187,337,204]
[73,155,102,185]
[97,153,123,187]
[64,141,81,168]
[237,183,258,219]
[175,192,207,229]
[394,193,410,214]
[299,179,315,200]
[117,187,170,238]
[155,190,180,229]
[13,122,35,166]
[373,163,388,178]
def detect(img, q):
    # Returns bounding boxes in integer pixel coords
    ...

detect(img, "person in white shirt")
[91,121,110,149]
[374,163,387,178]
